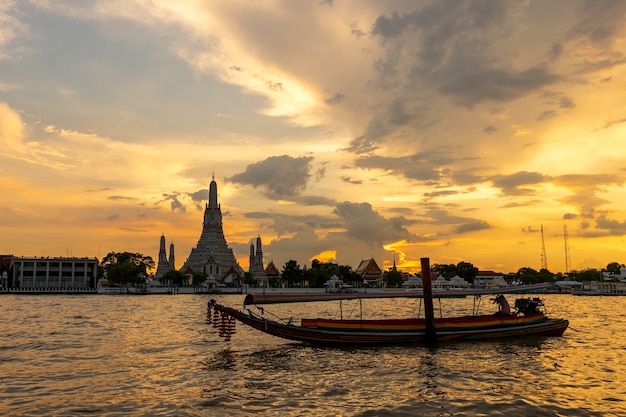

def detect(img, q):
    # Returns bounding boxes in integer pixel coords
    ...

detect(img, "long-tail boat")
[206,259,568,345]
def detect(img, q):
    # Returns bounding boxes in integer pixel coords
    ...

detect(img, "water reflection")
[204,348,237,371]
[1,294,625,416]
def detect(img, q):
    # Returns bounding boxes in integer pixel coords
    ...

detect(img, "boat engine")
[514,297,544,315]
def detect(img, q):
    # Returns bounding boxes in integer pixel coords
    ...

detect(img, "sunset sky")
[2,0,626,274]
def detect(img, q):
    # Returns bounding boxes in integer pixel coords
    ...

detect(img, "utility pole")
[540,225,548,271]
[564,225,571,275]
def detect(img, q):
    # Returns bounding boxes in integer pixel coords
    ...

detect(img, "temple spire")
[256,235,263,256]
[208,176,218,209]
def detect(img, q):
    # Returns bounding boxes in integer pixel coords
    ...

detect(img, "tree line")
[97,251,626,288]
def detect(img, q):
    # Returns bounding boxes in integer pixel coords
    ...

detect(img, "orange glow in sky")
[2,1,626,274]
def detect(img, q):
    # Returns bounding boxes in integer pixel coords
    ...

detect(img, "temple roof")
[355,258,383,277]
[265,260,280,276]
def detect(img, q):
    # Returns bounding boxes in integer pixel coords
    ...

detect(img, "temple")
[155,234,175,279]
[180,176,244,280]
[249,236,268,285]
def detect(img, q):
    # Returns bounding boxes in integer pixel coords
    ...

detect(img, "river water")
[0,293,624,416]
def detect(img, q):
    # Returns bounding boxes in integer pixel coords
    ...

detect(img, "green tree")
[268,276,281,288]
[515,267,539,284]
[192,272,208,287]
[100,252,155,286]
[569,268,602,282]
[161,269,186,286]
[281,260,304,287]
[606,262,624,275]
[242,271,257,286]
[338,264,361,287]
[306,259,341,287]
[456,261,478,283]
[383,268,404,288]
[537,268,555,283]
[433,263,457,279]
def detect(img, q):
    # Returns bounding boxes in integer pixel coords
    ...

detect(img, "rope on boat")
[247,303,294,325]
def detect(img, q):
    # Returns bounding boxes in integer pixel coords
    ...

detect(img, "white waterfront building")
[11,256,98,290]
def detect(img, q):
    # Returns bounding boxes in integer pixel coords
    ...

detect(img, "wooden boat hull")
[207,301,569,346]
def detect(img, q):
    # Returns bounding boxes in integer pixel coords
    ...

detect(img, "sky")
[2,0,626,275]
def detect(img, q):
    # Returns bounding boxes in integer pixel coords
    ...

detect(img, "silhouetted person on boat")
[494,294,511,316]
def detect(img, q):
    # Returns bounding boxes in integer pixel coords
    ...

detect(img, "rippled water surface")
[1,294,624,416]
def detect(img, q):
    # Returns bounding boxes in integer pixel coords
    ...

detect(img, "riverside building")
[9,256,98,292]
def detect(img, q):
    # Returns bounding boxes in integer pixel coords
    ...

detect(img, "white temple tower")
[155,234,173,279]
[249,236,267,282]
[180,176,244,281]
[168,242,175,271]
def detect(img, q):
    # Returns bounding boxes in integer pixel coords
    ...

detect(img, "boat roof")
[242,282,555,305]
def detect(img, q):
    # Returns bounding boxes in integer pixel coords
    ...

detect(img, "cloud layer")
[2,1,626,273]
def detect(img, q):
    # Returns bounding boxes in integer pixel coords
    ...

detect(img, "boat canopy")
[242,282,555,305]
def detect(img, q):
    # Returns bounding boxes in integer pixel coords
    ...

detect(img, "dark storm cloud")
[387,98,414,126]
[483,125,497,134]
[438,68,559,106]
[244,200,447,267]
[346,117,387,154]
[332,201,419,245]
[228,155,314,200]
[264,229,335,266]
[603,117,626,129]
[555,173,624,189]
[569,1,626,46]
[540,91,576,109]
[551,174,626,223]
[371,0,509,42]
[347,2,568,156]
[295,195,337,206]
[423,189,461,199]
[370,2,559,107]
[455,220,491,234]
[345,98,429,154]
[595,212,626,235]
[537,91,575,121]
[355,150,453,182]
[186,190,208,210]
[537,110,557,122]
[325,92,346,105]
[491,171,552,196]
[557,1,626,75]
[156,192,186,213]
[244,211,339,236]
[450,169,485,186]
[420,207,485,228]
[188,189,209,203]
[341,176,363,185]
[501,199,543,209]
[560,96,575,109]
